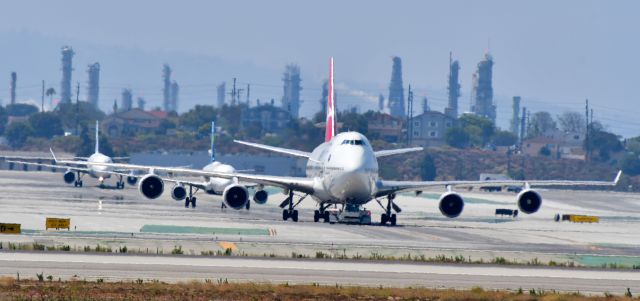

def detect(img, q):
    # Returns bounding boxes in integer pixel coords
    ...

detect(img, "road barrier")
[46,218,71,230]
[0,223,20,234]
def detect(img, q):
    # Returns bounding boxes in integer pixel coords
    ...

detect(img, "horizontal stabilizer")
[374,147,423,158]
[234,140,311,158]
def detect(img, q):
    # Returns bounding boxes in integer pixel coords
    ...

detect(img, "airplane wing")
[6,160,92,174]
[374,171,622,197]
[233,140,311,158]
[374,147,423,158]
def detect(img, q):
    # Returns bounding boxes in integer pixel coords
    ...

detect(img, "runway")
[1,251,638,294]
[0,169,638,293]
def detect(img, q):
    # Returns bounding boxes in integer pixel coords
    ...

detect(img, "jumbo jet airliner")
[10,120,135,189]
[50,58,621,225]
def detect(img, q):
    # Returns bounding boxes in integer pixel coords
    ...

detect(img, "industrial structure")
[282,64,302,119]
[445,54,460,118]
[170,81,179,112]
[162,65,172,112]
[10,72,16,105]
[216,82,226,107]
[60,46,74,103]
[471,53,496,123]
[87,63,100,108]
[121,89,133,111]
[511,96,521,136]
[137,97,146,110]
[388,56,405,118]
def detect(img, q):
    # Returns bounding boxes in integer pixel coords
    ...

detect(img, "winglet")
[613,170,622,185]
[49,147,58,163]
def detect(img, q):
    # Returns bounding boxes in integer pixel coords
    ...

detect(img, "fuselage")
[87,152,113,180]
[306,131,379,205]
[202,161,236,194]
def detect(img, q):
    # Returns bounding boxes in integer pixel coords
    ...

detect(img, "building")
[388,56,405,118]
[410,110,456,148]
[162,64,172,112]
[471,53,496,123]
[281,64,302,119]
[87,63,100,108]
[522,130,585,160]
[60,46,74,103]
[102,109,167,137]
[366,113,404,143]
[241,102,292,134]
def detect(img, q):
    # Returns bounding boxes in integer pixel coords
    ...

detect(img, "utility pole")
[230,78,237,105]
[41,80,45,112]
[75,82,80,135]
[246,84,250,106]
[585,99,589,161]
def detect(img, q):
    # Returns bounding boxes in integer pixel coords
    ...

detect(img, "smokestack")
[87,63,100,108]
[137,97,146,110]
[162,64,172,111]
[60,46,74,103]
[217,82,226,107]
[378,94,385,112]
[445,52,460,118]
[510,96,521,135]
[170,81,179,112]
[282,64,302,118]
[471,53,496,123]
[388,56,405,117]
[10,72,16,105]
[121,89,133,111]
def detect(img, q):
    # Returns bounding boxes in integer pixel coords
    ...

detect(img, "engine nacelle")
[253,190,268,204]
[171,185,187,201]
[127,176,138,186]
[138,174,164,199]
[63,171,75,184]
[223,185,249,210]
[438,192,465,218]
[517,189,542,214]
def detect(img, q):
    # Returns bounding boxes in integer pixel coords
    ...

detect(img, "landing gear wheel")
[191,197,197,208]
[323,211,330,223]
[313,210,320,222]
[282,209,289,221]
[291,210,299,222]
[390,214,397,226]
[79,180,83,187]
[381,213,388,225]
[245,201,250,210]
[185,197,191,208]
[74,181,78,187]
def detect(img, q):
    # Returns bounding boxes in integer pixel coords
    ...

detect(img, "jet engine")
[253,190,268,204]
[138,174,164,199]
[171,185,187,201]
[63,170,75,184]
[438,192,465,218]
[517,189,542,214]
[127,176,138,186]
[223,185,249,210]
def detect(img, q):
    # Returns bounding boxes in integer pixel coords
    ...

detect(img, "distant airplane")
[48,58,622,225]
[8,120,135,189]
[160,121,259,209]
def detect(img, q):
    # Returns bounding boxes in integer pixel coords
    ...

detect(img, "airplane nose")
[343,148,366,172]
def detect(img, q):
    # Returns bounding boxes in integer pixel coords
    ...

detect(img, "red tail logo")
[325,57,336,142]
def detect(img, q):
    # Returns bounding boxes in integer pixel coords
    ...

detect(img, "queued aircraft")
[47,58,621,225]
[8,121,135,189]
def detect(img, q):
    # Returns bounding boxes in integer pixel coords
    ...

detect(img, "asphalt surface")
[0,251,638,294]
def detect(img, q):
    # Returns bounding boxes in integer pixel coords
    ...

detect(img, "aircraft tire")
[313,210,320,222]
[292,210,299,222]
[390,214,397,226]
[282,209,289,221]
[323,211,330,223]
[191,197,197,208]
[381,213,388,225]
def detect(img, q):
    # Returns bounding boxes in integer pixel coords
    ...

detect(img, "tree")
[45,88,56,109]
[420,154,437,181]
[491,130,518,146]
[557,111,585,133]
[620,154,640,176]
[587,127,623,162]
[5,122,33,148]
[178,105,217,130]
[445,127,470,149]
[29,112,64,138]
[528,111,557,137]
[458,114,495,146]
[6,103,39,117]
[54,102,105,129]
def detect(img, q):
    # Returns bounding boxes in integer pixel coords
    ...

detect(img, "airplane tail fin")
[95,120,100,154]
[325,57,336,142]
[210,121,216,162]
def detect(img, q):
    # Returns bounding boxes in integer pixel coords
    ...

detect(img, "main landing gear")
[185,186,197,208]
[73,171,83,187]
[115,175,125,189]
[280,190,307,222]
[377,194,399,226]
[313,203,331,223]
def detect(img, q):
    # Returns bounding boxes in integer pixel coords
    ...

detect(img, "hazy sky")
[0,0,638,136]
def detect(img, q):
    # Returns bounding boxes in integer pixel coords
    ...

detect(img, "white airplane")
[50,58,621,225]
[163,121,261,209]
[9,120,135,189]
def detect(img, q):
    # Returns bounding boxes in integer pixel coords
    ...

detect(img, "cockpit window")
[341,139,366,146]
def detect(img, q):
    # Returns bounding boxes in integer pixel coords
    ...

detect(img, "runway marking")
[140,225,270,236]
